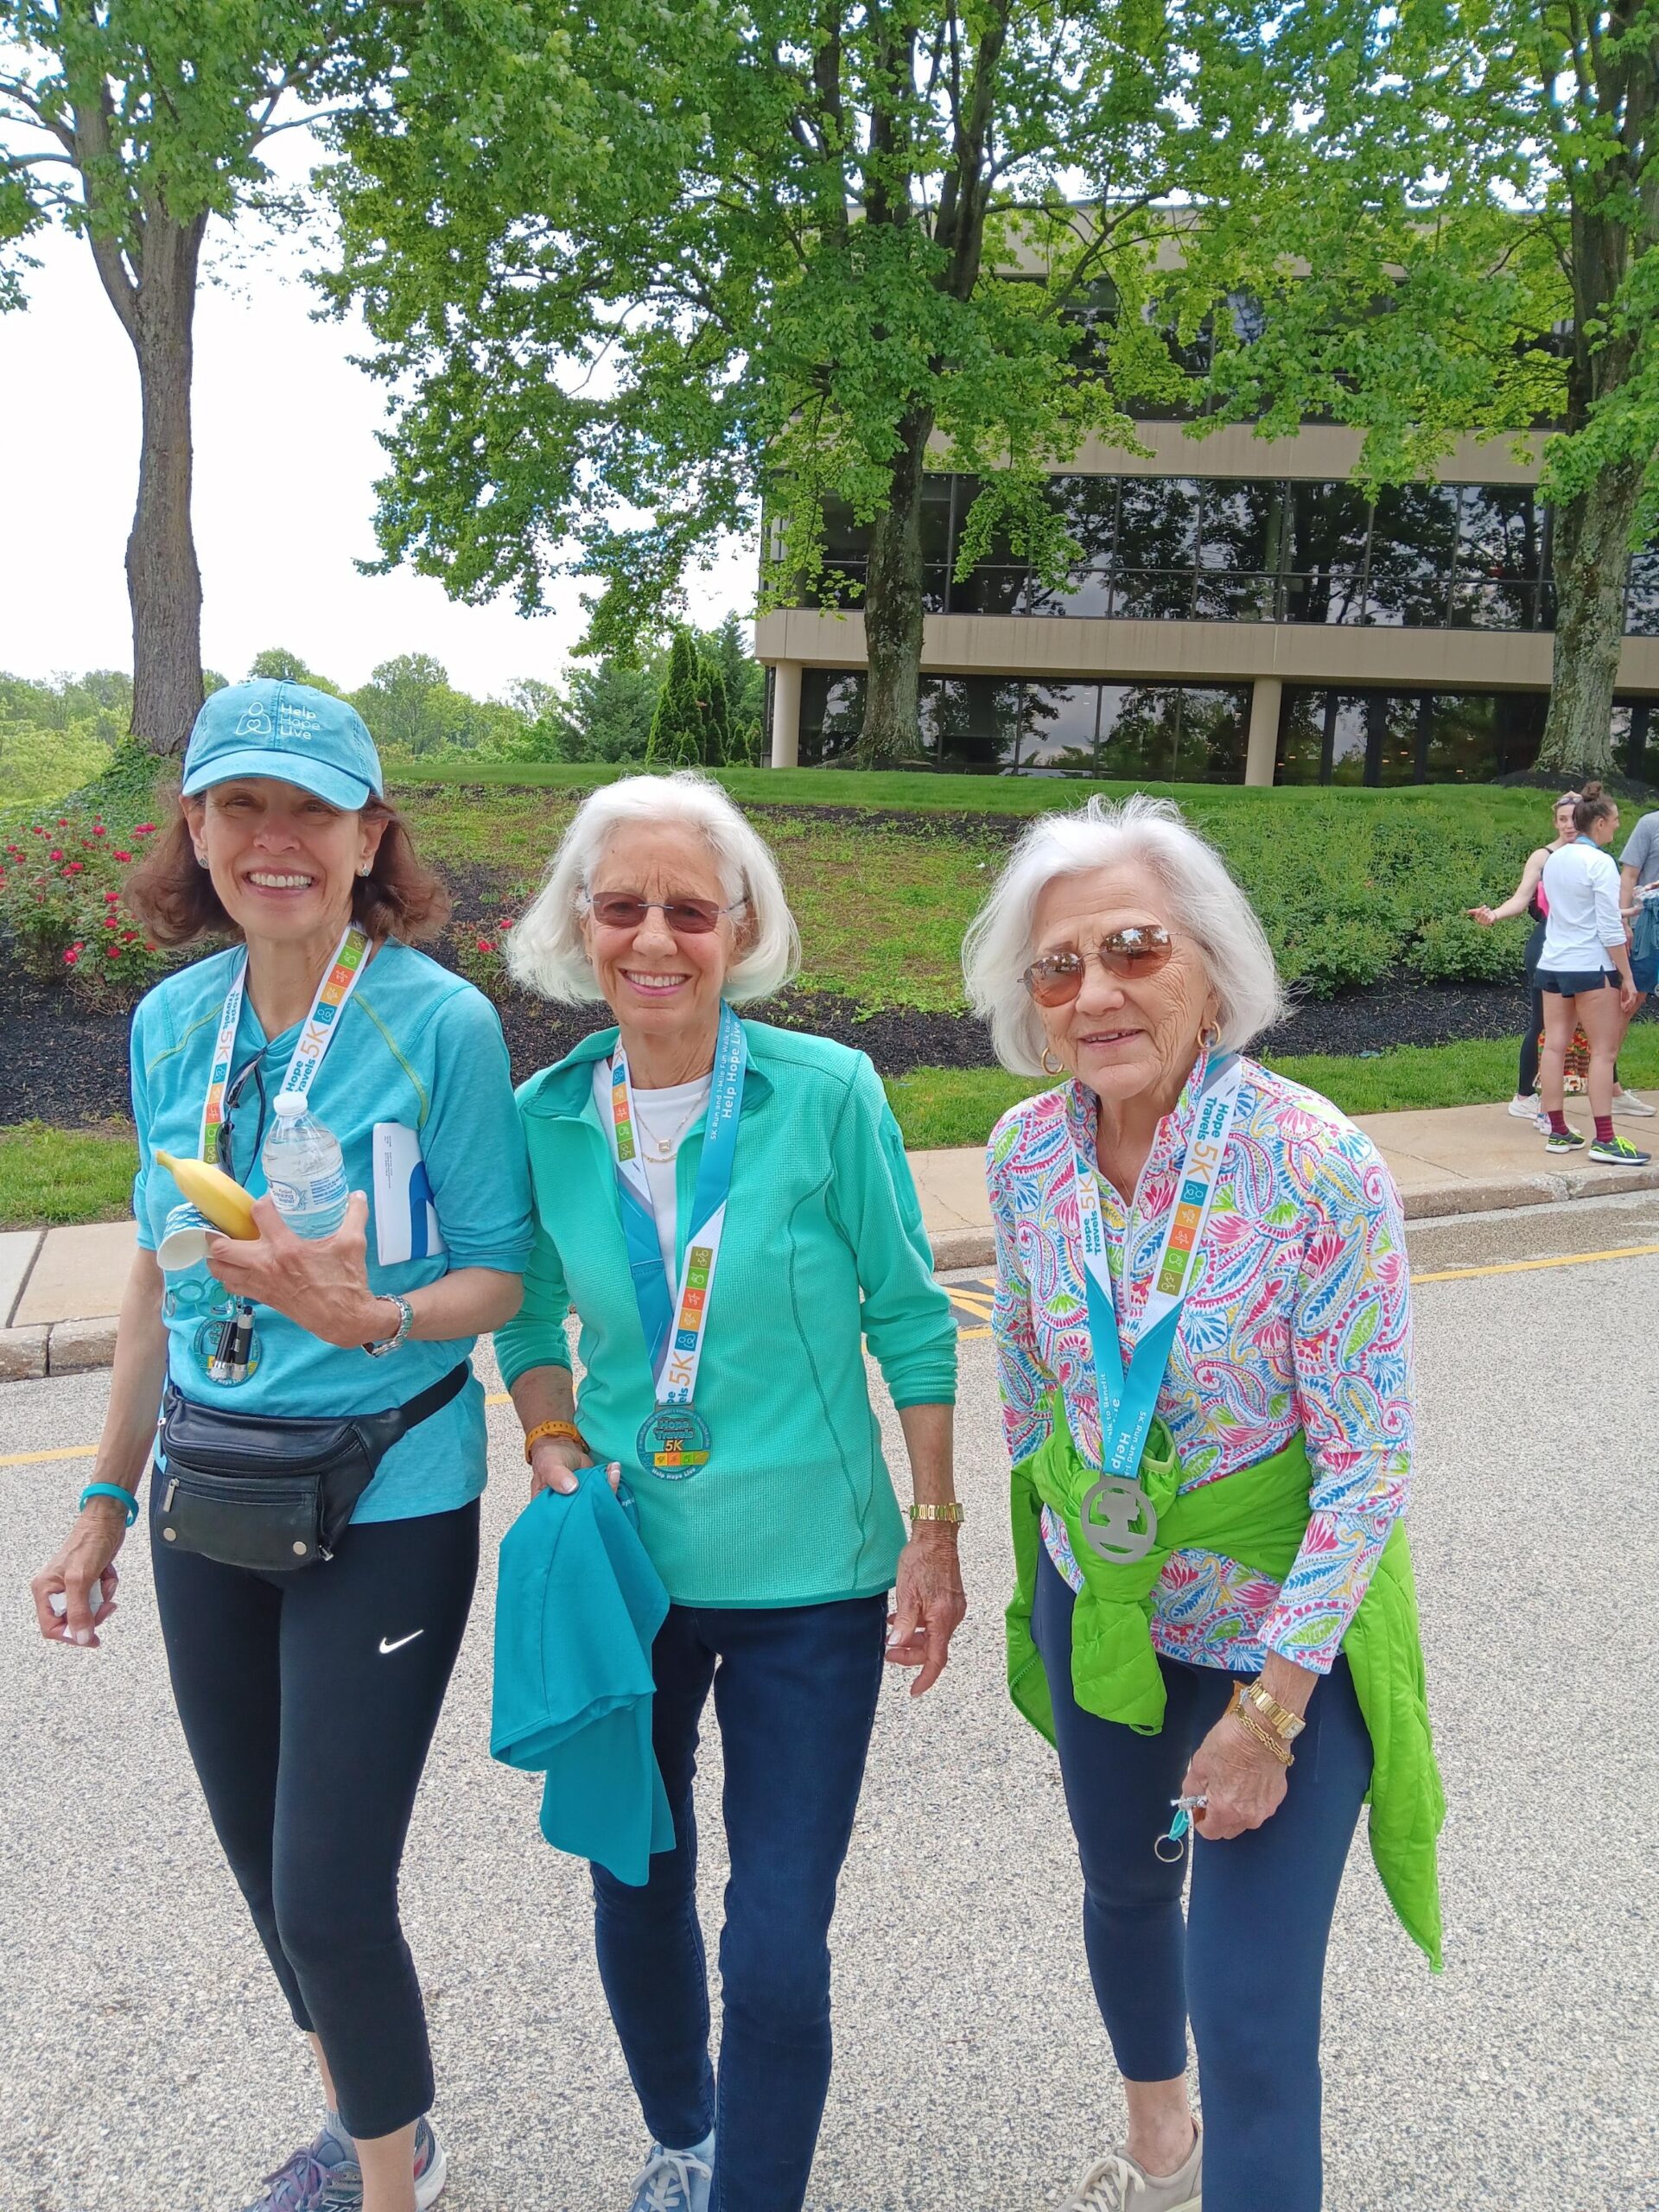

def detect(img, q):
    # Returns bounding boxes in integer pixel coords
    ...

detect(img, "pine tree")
[696,650,733,767]
[647,630,711,768]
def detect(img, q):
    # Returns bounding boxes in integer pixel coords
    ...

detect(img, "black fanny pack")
[155,1363,469,1572]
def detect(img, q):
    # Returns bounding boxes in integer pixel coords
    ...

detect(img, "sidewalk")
[4,1096,1656,1379]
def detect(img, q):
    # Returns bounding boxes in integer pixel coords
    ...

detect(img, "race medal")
[637,1404,713,1480]
[1078,1473,1158,1564]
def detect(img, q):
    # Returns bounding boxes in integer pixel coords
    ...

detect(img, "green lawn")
[0,1121,139,1230]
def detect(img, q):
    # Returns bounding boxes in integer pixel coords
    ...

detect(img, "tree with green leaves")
[1177,0,1658,779]
[648,631,715,768]
[0,7,384,754]
[248,646,342,694]
[326,1,1272,765]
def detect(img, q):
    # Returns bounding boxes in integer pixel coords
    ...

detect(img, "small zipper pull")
[163,1478,178,1511]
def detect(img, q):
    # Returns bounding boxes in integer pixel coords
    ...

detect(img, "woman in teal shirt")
[30,682,532,2212]
[496,769,963,2212]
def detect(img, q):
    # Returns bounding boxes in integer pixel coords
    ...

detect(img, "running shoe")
[1612,1090,1657,1116]
[1589,1135,1653,1166]
[1506,1094,1543,1119]
[1545,1127,1587,1152]
[239,2134,340,2212]
[318,2117,447,2209]
[626,2137,714,2212]
[1039,2127,1202,2212]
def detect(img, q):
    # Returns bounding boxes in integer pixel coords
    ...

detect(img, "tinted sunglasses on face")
[1021,925,1174,1007]
[585,893,747,935]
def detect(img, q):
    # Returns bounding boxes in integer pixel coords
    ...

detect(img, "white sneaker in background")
[1612,1090,1657,1116]
[1506,1094,1542,1119]
[1042,2126,1202,2212]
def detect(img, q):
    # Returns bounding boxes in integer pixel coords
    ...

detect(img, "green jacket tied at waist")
[1007,1394,1444,1968]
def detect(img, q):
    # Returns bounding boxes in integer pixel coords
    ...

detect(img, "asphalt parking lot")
[3,1193,1658,2211]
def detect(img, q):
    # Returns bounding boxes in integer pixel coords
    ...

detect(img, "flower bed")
[0,808,173,992]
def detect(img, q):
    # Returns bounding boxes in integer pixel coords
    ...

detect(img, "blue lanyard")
[607,1001,747,1389]
[1071,1055,1243,1478]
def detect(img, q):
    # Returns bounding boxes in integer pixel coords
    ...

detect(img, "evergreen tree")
[646,631,708,768]
[696,648,733,767]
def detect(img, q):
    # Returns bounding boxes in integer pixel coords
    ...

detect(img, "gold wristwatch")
[1241,1680,1306,1741]
[908,1502,965,1527]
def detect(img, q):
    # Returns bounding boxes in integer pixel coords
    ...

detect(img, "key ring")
[1154,1794,1208,1863]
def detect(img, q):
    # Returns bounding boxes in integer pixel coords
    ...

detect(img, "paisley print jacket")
[988,1053,1414,1674]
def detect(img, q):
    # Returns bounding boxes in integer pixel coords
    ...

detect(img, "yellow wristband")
[524,1420,587,1465]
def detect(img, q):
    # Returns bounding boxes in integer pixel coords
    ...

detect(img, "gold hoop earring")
[1041,1047,1065,1077]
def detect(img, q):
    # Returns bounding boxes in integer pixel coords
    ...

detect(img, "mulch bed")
[0,957,1559,1130]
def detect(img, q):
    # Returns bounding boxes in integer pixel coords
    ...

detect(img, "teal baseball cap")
[181,679,384,810]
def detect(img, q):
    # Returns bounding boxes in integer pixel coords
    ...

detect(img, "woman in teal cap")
[963,793,1441,2212]
[495,768,963,2212]
[29,680,532,2212]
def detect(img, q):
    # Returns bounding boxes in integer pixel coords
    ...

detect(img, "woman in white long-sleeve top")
[1535,782,1649,1167]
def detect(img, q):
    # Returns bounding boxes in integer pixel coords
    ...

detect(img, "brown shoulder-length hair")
[124,791,451,948]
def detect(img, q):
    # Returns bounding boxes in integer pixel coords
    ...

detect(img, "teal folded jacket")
[491,1470,675,1887]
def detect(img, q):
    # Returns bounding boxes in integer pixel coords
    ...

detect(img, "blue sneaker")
[240,2128,346,2212]
[627,2134,714,2212]
[317,2116,448,2209]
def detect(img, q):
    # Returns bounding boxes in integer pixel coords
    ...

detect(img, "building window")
[1276,688,1548,785]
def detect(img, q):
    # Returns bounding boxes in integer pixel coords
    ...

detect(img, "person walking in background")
[1536,785,1650,1167]
[29,683,533,2212]
[494,771,963,2212]
[965,793,1441,2212]
[1618,801,1659,1013]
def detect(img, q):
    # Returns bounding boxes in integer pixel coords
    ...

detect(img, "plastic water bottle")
[263,1091,350,1239]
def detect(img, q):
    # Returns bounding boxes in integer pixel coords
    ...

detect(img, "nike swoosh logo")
[378,1630,424,1655]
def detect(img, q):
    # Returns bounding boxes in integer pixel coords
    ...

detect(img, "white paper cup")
[157,1202,213,1271]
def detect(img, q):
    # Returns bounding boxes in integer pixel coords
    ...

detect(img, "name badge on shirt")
[372,1122,445,1267]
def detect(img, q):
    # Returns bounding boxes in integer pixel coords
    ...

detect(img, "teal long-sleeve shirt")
[493,1019,957,1608]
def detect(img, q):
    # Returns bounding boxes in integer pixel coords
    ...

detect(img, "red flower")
[48,849,62,861]
[103,917,119,929]
[92,824,105,836]
[476,938,496,953]
[134,823,156,836]
[56,817,68,827]
[105,944,122,958]
[113,850,131,861]
[63,861,85,874]
[144,942,158,952]
[120,929,137,942]
[64,947,79,966]
[104,889,120,903]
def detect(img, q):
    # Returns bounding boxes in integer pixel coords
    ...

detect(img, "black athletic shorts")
[1537,968,1615,995]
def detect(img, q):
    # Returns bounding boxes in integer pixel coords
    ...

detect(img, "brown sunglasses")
[585,893,747,935]
[1021,925,1174,1007]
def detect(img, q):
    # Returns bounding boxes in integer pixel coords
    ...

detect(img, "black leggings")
[151,1501,479,2139]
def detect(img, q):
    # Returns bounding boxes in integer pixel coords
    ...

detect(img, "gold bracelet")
[1230,1690,1294,1767]
[524,1420,588,1465]
[1242,1680,1306,1742]
[908,1501,964,1526]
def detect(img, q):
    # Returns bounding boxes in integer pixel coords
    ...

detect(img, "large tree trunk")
[124,215,207,757]
[859,411,932,766]
[1535,462,1642,779]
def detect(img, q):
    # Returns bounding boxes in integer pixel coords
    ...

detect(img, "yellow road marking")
[5,1237,1658,1471]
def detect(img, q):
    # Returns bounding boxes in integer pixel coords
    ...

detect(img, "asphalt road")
[3,1193,1658,2212]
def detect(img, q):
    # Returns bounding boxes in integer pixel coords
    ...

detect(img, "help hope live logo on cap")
[181,679,385,808]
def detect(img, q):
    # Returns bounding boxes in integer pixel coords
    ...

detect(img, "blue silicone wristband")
[79,1483,139,1528]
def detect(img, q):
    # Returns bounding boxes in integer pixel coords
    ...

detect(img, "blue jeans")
[1031,1543,1372,2212]
[590,1593,887,2212]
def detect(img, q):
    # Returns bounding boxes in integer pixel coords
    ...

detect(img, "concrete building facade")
[755,423,1659,785]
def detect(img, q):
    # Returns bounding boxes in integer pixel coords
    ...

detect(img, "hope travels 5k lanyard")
[607,1001,747,1478]
[1067,1052,1243,1560]
[195,923,372,1382]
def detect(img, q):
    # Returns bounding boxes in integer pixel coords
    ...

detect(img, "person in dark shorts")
[1535,785,1650,1166]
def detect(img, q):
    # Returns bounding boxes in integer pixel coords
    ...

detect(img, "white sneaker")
[627,2138,713,2212]
[1043,2126,1202,2212]
[1613,1090,1657,1116]
[1506,1095,1542,1119]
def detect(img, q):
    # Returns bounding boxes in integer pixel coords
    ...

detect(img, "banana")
[155,1151,260,1239]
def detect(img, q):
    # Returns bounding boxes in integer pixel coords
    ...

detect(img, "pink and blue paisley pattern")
[988,1053,1413,1675]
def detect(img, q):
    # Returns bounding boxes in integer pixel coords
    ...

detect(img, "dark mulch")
[0,957,1569,1131]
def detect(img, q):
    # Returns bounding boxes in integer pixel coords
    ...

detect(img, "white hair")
[962,793,1286,1077]
[507,769,802,1005]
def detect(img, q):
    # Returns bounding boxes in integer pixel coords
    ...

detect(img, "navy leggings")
[590,1592,887,2212]
[1031,1543,1372,2212]
[152,1502,479,2140]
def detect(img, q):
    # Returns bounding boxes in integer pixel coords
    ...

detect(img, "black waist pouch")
[155,1363,469,1572]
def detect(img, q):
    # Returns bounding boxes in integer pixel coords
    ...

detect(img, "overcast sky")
[0,137,757,701]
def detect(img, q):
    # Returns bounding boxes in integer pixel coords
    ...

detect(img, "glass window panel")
[1325,695,1371,785]
[922,566,949,613]
[1627,550,1659,636]
[818,494,871,563]
[1285,481,1370,572]
[1171,688,1249,783]
[1197,480,1281,572]
[920,676,1021,773]
[1364,483,1458,626]
[798,670,866,766]
[919,476,953,565]
[1373,693,1423,785]
[1495,692,1547,776]
[1422,692,1498,783]
[1282,571,1366,625]
[1111,570,1196,620]
[804,559,865,609]
[1012,569,1115,616]
[1274,689,1328,783]
[1116,477,1201,569]
[1448,580,1536,631]
[951,565,1030,614]
[1098,685,1179,780]
[1192,573,1275,620]
[1612,700,1652,781]
[1456,486,1544,581]
[1047,474,1119,566]
[1016,683,1100,773]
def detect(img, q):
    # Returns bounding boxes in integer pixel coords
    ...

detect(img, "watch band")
[908,1501,965,1526]
[362,1294,415,1358]
[1242,1679,1306,1741]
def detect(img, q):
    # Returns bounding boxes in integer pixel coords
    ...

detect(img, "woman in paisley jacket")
[964,795,1440,2212]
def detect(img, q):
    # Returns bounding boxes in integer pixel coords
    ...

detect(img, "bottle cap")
[272,1090,309,1120]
